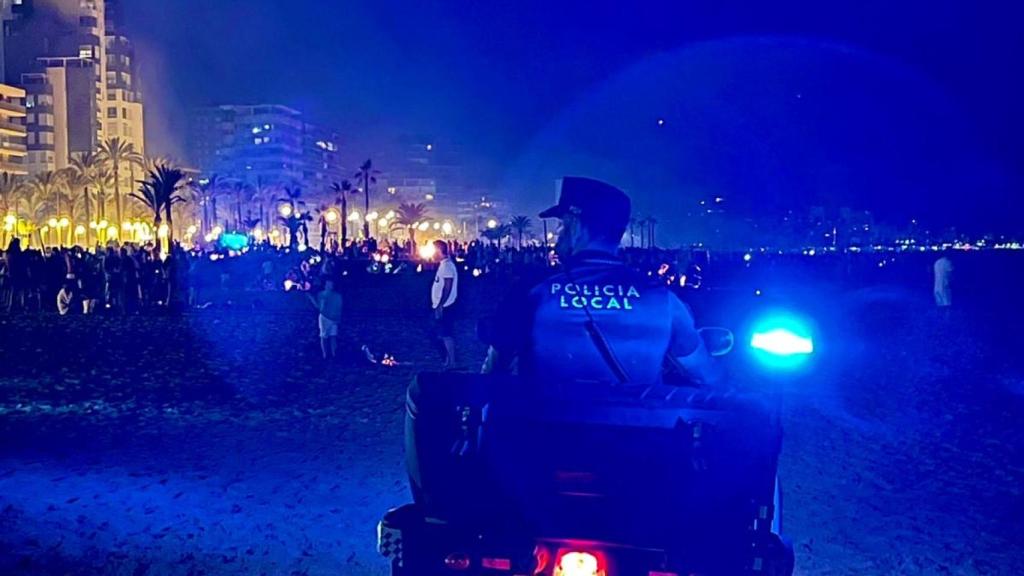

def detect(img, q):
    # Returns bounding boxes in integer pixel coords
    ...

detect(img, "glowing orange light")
[555,551,601,576]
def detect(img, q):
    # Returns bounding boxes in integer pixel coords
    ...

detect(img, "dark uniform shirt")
[490,250,704,386]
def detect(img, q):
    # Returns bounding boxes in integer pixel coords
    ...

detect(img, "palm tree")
[510,215,532,249]
[93,167,114,222]
[29,171,67,245]
[30,170,66,217]
[330,180,359,248]
[129,181,163,229]
[69,152,102,246]
[278,211,312,250]
[15,187,47,247]
[250,176,278,232]
[391,202,429,246]
[98,137,143,229]
[0,173,24,247]
[227,180,251,230]
[130,166,187,244]
[483,224,512,250]
[151,165,187,243]
[0,172,23,215]
[189,174,222,232]
[315,203,331,252]
[143,155,176,174]
[353,159,380,240]
[64,165,91,246]
[274,187,309,249]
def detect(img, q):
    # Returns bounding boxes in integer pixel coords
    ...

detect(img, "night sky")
[126,0,1023,235]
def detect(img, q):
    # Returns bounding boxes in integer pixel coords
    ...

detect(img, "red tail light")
[554,551,603,576]
[482,557,511,570]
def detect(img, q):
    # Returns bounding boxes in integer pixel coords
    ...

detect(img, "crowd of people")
[0,232,1002,320]
[0,235,554,316]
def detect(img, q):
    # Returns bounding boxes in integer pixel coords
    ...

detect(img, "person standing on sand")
[934,253,954,309]
[431,240,459,369]
[309,278,343,360]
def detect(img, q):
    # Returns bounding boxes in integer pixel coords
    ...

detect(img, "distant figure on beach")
[934,254,954,309]
[431,240,459,369]
[310,278,343,360]
[57,281,75,316]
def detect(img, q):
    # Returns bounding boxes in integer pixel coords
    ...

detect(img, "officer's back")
[483,177,711,386]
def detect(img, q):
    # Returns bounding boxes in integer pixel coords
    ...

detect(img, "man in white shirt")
[431,240,459,368]
[57,282,75,316]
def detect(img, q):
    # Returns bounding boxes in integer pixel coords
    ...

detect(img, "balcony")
[0,160,28,176]
[0,141,28,157]
[0,120,26,137]
[0,100,26,118]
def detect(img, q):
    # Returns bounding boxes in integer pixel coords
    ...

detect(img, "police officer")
[482,177,714,386]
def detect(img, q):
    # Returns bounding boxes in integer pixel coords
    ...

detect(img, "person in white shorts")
[309,278,343,360]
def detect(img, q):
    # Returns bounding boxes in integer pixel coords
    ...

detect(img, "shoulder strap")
[562,260,632,385]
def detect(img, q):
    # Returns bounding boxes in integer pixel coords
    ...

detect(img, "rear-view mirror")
[699,327,735,357]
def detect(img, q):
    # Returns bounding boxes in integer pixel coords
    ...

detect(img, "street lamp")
[487,219,498,229]
[278,203,293,217]
[325,209,339,224]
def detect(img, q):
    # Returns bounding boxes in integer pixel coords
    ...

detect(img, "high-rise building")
[102,0,143,155]
[187,104,342,193]
[20,57,99,172]
[375,135,475,210]
[302,122,344,194]
[0,82,28,175]
[2,0,145,174]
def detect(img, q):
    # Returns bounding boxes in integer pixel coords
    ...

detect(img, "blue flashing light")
[751,329,814,356]
[750,314,815,370]
[219,233,249,251]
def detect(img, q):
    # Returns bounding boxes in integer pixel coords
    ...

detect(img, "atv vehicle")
[379,324,809,576]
